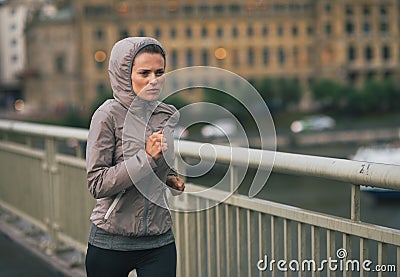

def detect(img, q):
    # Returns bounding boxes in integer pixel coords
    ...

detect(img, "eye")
[140,71,150,77]
[155,70,164,77]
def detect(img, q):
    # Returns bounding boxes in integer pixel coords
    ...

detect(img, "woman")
[85,37,185,277]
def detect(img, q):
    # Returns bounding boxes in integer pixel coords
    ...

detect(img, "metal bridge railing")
[0,119,399,276]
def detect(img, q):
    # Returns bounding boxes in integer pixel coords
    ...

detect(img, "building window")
[170,27,177,38]
[216,26,223,38]
[293,46,299,65]
[263,47,269,65]
[380,21,388,33]
[383,71,392,79]
[138,28,146,36]
[97,83,106,94]
[325,22,332,35]
[232,49,239,66]
[325,3,331,13]
[307,26,314,36]
[278,47,285,65]
[95,29,105,40]
[365,46,373,62]
[213,4,224,14]
[186,49,193,66]
[363,21,371,34]
[345,21,354,34]
[11,55,18,63]
[363,5,371,16]
[170,50,178,68]
[232,26,238,38]
[248,47,254,66]
[380,5,387,15]
[382,45,390,61]
[154,28,162,38]
[84,5,112,17]
[348,72,357,84]
[201,26,208,37]
[229,4,241,14]
[55,54,65,73]
[247,25,253,37]
[202,49,209,65]
[262,26,269,37]
[292,25,298,37]
[185,27,192,38]
[199,4,209,14]
[345,5,353,15]
[277,25,283,36]
[348,46,356,61]
[183,5,194,15]
[119,29,129,39]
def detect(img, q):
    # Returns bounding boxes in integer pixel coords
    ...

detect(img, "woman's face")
[131,52,165,101]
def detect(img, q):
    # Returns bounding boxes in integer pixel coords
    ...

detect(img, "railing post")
[230,165,238,195]
[174,155,186,182]
[43,137,60,253]
[351,184,361,221]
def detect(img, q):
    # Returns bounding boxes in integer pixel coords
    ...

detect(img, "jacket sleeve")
[86,109,157,199]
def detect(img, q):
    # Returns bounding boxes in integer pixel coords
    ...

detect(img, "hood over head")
[108,37,166,109]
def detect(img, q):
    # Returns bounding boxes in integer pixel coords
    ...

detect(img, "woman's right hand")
[145,130,167,160]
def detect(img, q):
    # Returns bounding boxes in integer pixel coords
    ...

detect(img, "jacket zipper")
[143,187,150,235]
[142,103,153,235]
[104,190,125,220]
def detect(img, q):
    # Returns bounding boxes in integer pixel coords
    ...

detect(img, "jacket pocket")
[104,190,125,220]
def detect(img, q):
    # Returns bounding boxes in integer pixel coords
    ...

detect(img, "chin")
[138,94,159,102]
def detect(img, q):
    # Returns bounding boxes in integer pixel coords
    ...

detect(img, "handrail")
[1,119,399,190]
[176,139,400,190]
[0,119,88,141]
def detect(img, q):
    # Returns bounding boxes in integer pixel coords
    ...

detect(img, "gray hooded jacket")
[86,37,179,236]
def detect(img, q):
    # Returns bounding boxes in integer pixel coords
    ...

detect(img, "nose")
[149,73,158,85]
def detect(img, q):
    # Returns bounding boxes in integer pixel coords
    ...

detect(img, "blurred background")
[0,0,399,263]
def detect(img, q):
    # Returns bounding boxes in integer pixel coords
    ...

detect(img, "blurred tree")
[163,92,190,110]
[87,89,113,123]
[363,79,388,112]
[311,79,345,110]
[382,79,400,111]
[253,77,302,111]
[62,106,87,128]
[345,78,400,114]
[277,77,302,109]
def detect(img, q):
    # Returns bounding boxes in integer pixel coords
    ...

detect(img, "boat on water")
[351,143,400,198]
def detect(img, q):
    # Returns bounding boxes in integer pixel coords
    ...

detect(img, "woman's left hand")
[166,175,185,194]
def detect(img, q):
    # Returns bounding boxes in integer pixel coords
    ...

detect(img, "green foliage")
[310,78,400,115]
[163,92,190,109]
[62,106,88,128]
[253,77,302,110]
[89,89,113,117]
[311,79,345,108]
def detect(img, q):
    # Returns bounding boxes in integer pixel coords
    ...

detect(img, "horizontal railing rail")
[0,119,399,276]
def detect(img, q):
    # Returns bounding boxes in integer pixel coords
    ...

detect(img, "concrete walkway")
[0,210,85,277]
[0,231,64,277]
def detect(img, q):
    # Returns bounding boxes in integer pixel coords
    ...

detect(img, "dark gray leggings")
[85,242,177,277]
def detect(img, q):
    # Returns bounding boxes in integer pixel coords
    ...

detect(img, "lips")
[146,89,159,94]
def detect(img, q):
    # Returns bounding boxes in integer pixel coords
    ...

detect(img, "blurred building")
[23,0,400,114]
[0,0,31,110]
[0,0,52,112]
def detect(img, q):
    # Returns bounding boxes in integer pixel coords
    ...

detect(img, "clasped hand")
[145,130,167,160]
